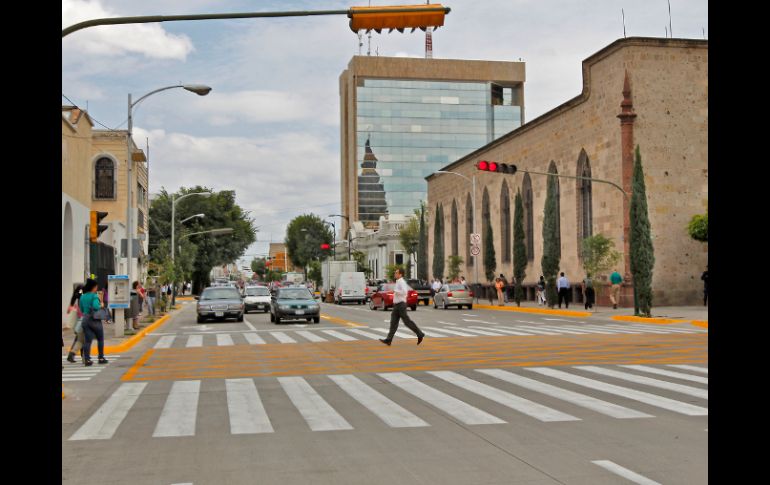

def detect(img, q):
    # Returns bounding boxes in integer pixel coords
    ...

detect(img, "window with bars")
[94,157,115,199]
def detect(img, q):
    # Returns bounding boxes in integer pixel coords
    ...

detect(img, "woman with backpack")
[80,279,109,366]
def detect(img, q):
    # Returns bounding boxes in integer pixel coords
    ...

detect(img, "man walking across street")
[610,269,623,309]
[557,272,570,309]
[380,268,425,346]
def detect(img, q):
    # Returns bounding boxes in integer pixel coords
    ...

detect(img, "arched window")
[500,181,511,263]
[576,149,593,257]
[451,200,458,256]
[94,157,116,199]
[548,161,561,258]
[522,173,534,261]
[466,193,474,266]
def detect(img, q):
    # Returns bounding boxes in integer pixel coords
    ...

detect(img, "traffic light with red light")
[320,243,331,250]
[476,160,517,175]
[89,211,109,242]
[349,4,449,33]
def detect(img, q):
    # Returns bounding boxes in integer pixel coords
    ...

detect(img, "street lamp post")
[126,84,211,318]
[434,170,477,290]
[329,214,351,260]
[171,192,212,306]
[323,220,336,261]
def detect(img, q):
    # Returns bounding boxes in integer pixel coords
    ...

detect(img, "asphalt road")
[62,300,708,485]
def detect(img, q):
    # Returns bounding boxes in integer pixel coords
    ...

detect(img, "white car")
[243,286,271,313]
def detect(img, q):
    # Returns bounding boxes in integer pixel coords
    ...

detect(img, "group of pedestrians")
[65,279,110,366]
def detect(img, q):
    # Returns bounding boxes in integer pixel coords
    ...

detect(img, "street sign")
[108,274,130,309]
[470,233,481,244]
[470,246,481,256]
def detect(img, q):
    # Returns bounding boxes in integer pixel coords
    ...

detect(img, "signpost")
[470,233,481,257]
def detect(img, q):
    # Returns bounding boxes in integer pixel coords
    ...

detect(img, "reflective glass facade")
[356,79,522,223]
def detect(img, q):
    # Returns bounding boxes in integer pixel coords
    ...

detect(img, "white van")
[334,272,367,305]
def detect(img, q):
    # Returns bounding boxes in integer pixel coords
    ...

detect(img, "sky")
[62,0,708,268]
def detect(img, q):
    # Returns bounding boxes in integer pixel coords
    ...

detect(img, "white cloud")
[62,0,194,60]
[193,90,319,125]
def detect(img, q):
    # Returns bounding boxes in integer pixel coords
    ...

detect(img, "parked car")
[407,279,433,306]
[369,283,418,312]
[270,287,321,324]
[335,271,367,305]
[365,281,379,301]
[243,285,271,313]
[195,286,244,323]
[433,284,474,310]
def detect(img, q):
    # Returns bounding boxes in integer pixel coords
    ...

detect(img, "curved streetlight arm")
[132,84,212,110]
[517,169,628,201]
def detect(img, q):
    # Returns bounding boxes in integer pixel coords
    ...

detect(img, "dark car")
[196,286,244,323]
[270,287,321,324]
[369,283,418,312]
[407,279,433,306]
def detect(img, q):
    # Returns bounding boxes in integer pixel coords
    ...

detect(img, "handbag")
[92,307,111,321]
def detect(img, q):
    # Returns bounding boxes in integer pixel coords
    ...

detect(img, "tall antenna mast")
[358,31,363,55]
[621,9,626,38]
[367,0,372,56]
[425,1,433,58]
[667,0,673,38]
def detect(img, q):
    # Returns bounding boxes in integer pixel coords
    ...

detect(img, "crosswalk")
[150,323,707,348]
[62,355,121,382]
[68,363,707,440]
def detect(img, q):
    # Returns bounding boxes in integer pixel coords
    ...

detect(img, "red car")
[368,283,418,311]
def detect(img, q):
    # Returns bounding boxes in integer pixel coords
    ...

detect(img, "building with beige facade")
[340,55,525,235]
[426,38,708,306]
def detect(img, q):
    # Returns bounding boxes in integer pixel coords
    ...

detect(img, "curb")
[691,320,709,329]
[474,304,591,318]
[612,315,709,328]
[80,311,175,355]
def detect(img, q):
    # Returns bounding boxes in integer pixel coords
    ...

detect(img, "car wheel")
[442,300,448,310]
[468,304,473,310]
[383,304,388,311]
[369,299,376,310]
[275,315,281,324]
[270,312,275,322]
[237,313,244,322]
[197,315,204,323]
[313,317,320,324]
[410,305,417,312]
[306,318,311,322]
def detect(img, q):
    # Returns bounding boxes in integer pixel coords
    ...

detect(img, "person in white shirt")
[380,268,425,346]
[557,272,570,309]
[431,278,442,301]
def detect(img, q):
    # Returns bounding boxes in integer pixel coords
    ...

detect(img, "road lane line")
[186,335,203,347]
[153,380,201,437]
[321,330,358,341]
[154,336,176,349]
[423,326,478,337]
[243,332,266,345]
[527,367,707,416]
[668,364,708,374]
[467,326,533,336]
[603,324,670,334]
[225,378,273,434]
[295,330,327,342]
[69,382,147,440]
[477,369,653,419]
[329,374,429,428]
[525,325,590,335]
[505,326,561,335]
[278,377,353,431]
[591,460,661,485]
[581,324,643,334]
[378,372,504,425]
[454,327,509,336]
[556,325,616,335]
[347,328,384,339]
[243,319,257,331]
[429,371,579,422]
[270,332,297,344]
[620,365,708,384]
[576,366,708,399]
[216,334,235,346]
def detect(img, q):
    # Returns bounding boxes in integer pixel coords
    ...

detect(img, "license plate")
[215,311,224,317]
[296,310,305,315]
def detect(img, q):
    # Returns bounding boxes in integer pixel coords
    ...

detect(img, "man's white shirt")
[394,277,411,304]
[557,276,570,289]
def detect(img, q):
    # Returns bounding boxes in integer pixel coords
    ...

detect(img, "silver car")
[433,284,474,310]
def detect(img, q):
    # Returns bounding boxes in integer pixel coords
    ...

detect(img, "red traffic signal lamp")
[320,243,331,250]
[349,4,449,33]
[89,211,109,242]
[476,160,517,175]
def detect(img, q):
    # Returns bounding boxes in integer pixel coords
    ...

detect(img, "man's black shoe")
[417,334,425,345]
[379,339,392,346]
[98,358,109,364]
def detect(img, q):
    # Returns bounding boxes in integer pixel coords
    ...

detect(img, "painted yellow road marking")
[320,314,365,327]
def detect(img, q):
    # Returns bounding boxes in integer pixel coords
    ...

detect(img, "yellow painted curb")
[691,320,709,328]
[85,312,173,355]
[612,315,683,324]
[176,296,194,301]
[474,304,591,318]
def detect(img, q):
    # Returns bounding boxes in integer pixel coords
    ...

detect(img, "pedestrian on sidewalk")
[609,269,623,309]
[536,276,546,305]
[495,277,505,306]
[380,268,425,346]
[499,274,510,303]
[701,266,708,306]
[557,272,570,309]
[582,275,595,310]
[129,281,141,330]
[80,279,108,366]
[147,285,156,316]
[66,283,85,363]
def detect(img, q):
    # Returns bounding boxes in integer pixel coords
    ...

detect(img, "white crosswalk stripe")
[668,364,708,374]
[321,330,358,341]
[451,327,507,336]
[243,332,266,345]
[469,326,533,336]
[347,328,385,339]
[278,377,353,431]
[504,326,560,335]
[68,364,708,440]
[270,332,297,344]
[522,325,588,335]
[619,365,708,384]
[295,330,327,342]
[423,326,478,337]
[216,334,235,346]
[154,336,176,349]
[186,335,203,347]
[62,357,120,382]
[575,366,708,399]
[527,367,708,416]
[370,327,416,339]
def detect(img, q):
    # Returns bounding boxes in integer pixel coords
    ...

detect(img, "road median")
[473,304,591,318]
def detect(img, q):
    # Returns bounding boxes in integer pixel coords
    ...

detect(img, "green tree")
[630,145,655,317]
[285,214,333,269]
[483,221,496,282]
[687,213,708,242]
[264,269,282,282]
[581,234,621,278]
[399,216,420,278]
[432,204,445,280]
[416,202,429,281]
[447,255,464,281]
[351,250,373,278]
[385,264,405,281]
[308,260,323,288]
[512,190,527,306]
[541,173,561,308]
[251,257,267,279]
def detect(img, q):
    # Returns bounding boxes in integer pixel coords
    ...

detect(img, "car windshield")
[278,289,313,300]
[448,285,468,291]
[245,287,270,296]
[201,288,241,300]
